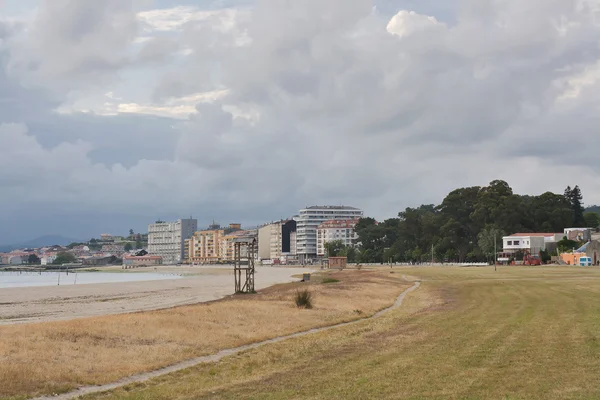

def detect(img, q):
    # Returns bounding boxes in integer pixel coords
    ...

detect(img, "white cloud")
[386,10,444,38]
[136,6,240,33]
[55,89,230,119]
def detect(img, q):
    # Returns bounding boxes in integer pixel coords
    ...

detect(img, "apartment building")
[295,206,363,264]
[185,223,249,264]
[257,220,297,261]
[316,219,360,257]
[186,228,225,264]
[148,218,197,264]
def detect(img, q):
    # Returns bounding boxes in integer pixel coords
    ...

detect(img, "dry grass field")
[80,266,600,400]
[0,270,408,399]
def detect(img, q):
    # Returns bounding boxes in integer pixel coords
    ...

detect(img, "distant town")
[0,205,364,268]
[3,181,600,269]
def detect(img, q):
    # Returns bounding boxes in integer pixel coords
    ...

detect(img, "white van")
[580,257,593,267]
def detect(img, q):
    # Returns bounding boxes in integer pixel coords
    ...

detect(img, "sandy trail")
[32,281,421,400]
[0,266,313,324]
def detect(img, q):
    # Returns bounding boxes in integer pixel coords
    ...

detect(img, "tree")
[584,212,600,230]
[346,247,357,263]
[477,226,503,262]
[352,180,587,266]
[324,240,346,257]
[539,249,551,264]
[135,239,143,250]
[557,237,580,253]
[53,252,77,265]
[129,229,135,236]
[529,192,572,232]
[565,185,585,227]
[124,243,133,252]
[28,254,41,265]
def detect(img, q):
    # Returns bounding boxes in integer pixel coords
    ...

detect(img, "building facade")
[564,228,592,242]
[501,233,563,258]
[186,228,225,264]
[316,219,359,257]
[123,255,163,267]
[257,220,297,262]
[295,206,363,264]
[148,219,197,264]
[185,225,254,264]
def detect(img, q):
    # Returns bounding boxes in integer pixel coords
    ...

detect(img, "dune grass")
[294,289,313,309]
[81,266,600,400]
[0,271,408,399]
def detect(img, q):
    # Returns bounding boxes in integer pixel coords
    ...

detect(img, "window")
[513,241,520,245]
[507,241,512,245]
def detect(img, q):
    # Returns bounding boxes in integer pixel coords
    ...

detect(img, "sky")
[1,0,600,243]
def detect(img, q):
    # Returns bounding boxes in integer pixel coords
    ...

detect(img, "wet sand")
[0,266,314,325]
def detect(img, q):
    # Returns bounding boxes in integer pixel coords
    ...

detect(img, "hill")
[0,235,79,252]
[585,205,600,214]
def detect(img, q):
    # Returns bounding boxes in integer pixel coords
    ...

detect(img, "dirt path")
[33,281,420,400]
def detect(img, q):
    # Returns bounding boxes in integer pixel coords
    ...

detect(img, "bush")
[295,289,313,309]
[322,278,340,284]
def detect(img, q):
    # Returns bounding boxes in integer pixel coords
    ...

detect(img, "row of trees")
[350,180,595,264]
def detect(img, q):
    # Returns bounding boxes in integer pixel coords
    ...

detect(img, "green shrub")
[295,289,313,309]
[322,278,340,284]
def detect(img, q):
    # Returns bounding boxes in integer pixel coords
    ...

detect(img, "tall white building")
[316,219,360,257]
[148,218,197,264]
[295,206,363,263]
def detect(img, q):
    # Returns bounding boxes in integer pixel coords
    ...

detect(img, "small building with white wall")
[502,233,563,256]
[123,255,163,267]
[41,255,57,265]
[564,228,592,242]
[8,255,23,265]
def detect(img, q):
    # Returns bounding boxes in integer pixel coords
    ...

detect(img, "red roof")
[510,233,561,237]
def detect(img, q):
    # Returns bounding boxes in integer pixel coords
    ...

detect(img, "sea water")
[0,271,181,288]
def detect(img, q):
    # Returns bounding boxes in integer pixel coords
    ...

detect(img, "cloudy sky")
[1,0,600,243]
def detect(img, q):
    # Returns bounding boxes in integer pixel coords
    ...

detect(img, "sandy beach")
[0,265,314,324]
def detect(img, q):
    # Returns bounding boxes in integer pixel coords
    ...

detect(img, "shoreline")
[0,265,315,325]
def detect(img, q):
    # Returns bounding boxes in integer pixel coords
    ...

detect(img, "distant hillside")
[0,235,79,252]
[585,206,600,214]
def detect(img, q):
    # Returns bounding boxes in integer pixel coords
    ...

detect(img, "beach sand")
[0,265,314,324]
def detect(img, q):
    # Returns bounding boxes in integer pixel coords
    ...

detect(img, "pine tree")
[564,186,572,200]
[571,185,585,227]
[564,185,585,227]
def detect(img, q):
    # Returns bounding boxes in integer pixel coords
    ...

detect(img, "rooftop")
[303,206,362,211]
[509,233,561,237]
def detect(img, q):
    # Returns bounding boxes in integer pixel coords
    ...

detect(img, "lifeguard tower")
[233,237,257,293]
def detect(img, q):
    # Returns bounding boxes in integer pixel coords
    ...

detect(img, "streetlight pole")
[494,234,497,272]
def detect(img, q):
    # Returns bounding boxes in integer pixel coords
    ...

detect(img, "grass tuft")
[322,278,340,284]
[294,289,313,309]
